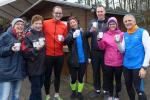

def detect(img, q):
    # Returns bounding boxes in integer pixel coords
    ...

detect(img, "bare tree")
[118,0,123,10]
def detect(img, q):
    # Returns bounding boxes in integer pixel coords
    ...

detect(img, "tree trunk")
[124,0,126,10]
[112,0,115,9]
[105,0,109,9]
[119,0,123,9]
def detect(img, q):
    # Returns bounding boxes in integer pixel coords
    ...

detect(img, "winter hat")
[11,18,24,27]
[107,17,118,27]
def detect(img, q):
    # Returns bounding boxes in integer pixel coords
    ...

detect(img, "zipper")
[54,21,56,56]
[97,20,104,32]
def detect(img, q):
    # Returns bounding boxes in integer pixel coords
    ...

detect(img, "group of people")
[0,5,150,100]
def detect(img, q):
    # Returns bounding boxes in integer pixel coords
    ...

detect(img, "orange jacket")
[43,19,67,56]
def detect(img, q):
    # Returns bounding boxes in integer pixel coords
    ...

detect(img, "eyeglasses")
[109,23,116,26]
[96,11,104,13]
[54,12,62,15]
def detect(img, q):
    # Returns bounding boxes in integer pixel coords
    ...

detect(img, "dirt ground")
[20,68,150,100]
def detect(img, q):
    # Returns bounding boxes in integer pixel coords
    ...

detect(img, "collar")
[51,18,61,23]
[127,25,139,34]
[97,17,108,23]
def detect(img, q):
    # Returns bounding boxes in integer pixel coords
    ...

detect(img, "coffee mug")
[33,41,39,48]
[14,42,21,51]
[97,32,103,39]
[92,22,97,28]
[115,34,120,42]
[39,38,45,46]
[58,35,63,41]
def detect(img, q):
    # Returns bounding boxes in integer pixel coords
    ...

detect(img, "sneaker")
[103,91,109,100]
[54,95,63,100]
[70,91,77,99]
[88,90,100,98]
[108,97,113,100]
[45,95,50,100]
[77,93,84,100]
[114,97,120,100]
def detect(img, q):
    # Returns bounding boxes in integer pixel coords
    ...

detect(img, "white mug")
[14,42,21,51]
[75,30,80,34]
[33,41,39,48]
[115,34,120,42]
[58,35,63,41]
[39,38,45,46]
[97,32,103,39]
[92,22,97,28]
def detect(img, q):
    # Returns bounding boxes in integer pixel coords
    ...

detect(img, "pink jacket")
[98,30,124,67]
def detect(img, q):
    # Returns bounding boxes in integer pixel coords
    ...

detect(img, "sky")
[0,0,16,6]
[67,0,75,2]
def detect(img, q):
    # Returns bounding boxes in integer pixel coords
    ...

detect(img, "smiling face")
[123,15,136,30]
[13,21,24,33]
[96,6,106,20]
[109,22,117,31]
[69,19,78,29]
[52,7,63,21]
[31,20,43,31]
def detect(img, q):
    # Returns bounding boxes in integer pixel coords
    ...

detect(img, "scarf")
[12,28,25,42]
[127,25,139,34]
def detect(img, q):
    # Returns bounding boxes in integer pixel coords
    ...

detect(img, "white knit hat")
[11,18,24,27]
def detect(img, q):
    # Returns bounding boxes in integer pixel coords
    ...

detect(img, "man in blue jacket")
[116,14,150,100]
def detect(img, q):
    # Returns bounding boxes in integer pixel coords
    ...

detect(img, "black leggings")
[69,63,87,84]
[123,67,147,100]
[29,75,44,100]
[91,51,105,91]
[103,65,122,97]
[44,56,64,94]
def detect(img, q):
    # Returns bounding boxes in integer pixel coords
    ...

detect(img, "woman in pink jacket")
[98,17,123,100]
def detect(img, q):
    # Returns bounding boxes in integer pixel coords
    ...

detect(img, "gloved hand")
[97,32,103,40]
[73,30,80,38]
[115,35,120,43]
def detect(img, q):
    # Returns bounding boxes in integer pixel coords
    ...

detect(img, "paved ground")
[20,68,150,100]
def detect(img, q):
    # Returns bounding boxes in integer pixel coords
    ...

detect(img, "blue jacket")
[0,28,26,82]
[123,28,145,69]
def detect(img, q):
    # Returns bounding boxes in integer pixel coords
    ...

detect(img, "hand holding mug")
[39,38,45,47]
[58,35,64,42]
[73,30,80,38]
[115,34,120,43]
[97,32,103,40]
[90,22,97,32]
[33,41,41,50]
[12,42,21,52]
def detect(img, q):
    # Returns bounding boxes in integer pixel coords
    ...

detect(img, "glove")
[115,35,120,43]
[97,32,103,40]
[73,30,80,38]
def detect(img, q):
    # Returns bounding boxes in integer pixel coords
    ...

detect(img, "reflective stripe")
[140,79,144,92]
